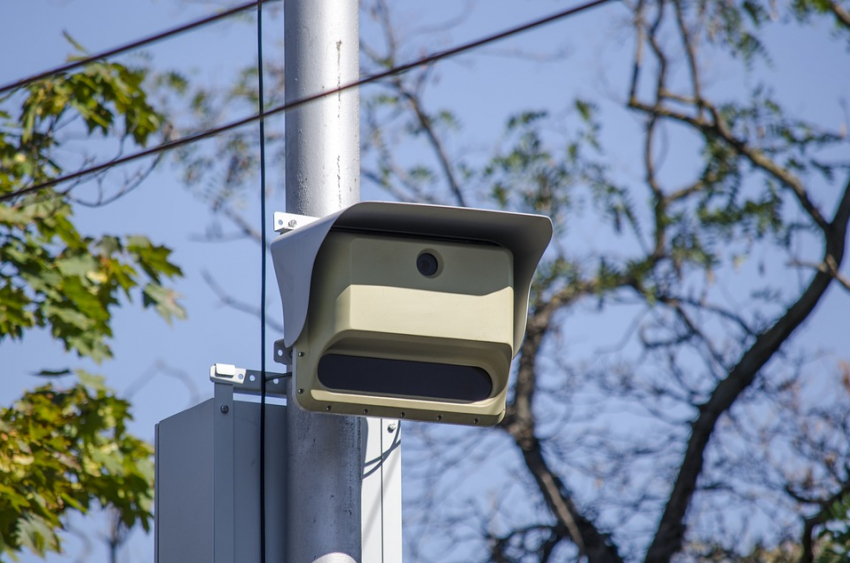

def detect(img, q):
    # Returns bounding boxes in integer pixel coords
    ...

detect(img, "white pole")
[284,0,362,561]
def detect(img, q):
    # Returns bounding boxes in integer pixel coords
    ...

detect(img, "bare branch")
[70,152,165,207]
[799,480,850,563]
[202,269,284,333]
[499,290,626,563]
[671,0,703,119]
[629,97,830,232]
[393,75,468,207]
[788,258,850,293]
[829,0,850,29]
[124,360,203,406]
[644,174,850,563]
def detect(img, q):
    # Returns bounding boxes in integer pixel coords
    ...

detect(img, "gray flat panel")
[232,401,287,563]
[233,401,258,563]
[155,396,287,563]
[260,402,287,563]
[156,400,215,563]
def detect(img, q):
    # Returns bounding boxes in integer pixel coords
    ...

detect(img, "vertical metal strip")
[381,420,403,561]
[213,383,235,563]
[154,423,161,563]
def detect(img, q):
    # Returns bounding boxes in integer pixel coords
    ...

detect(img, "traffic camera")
[270,202,552,426]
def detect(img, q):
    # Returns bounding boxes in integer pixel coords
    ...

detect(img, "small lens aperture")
[416,252,439,277]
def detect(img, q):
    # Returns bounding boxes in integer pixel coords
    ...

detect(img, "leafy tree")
[0,50,183,560]
[0,373,153,559]
[355,1,850,561]
[129,0,850,561]
[814,493,850,563]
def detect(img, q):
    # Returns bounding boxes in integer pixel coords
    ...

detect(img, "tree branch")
[629,98,830,232]
[788,258,850,293]
[829,0,850,29]
[393,77,468,207]
[202,270,284,333]
[644,173,850,563]
[499,291,625,563]
[799,480,850,563]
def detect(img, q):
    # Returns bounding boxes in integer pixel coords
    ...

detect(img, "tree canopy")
[0,53,183,559]
[140,0,850,560]
[2,0,850,562]
[352,1,850,561]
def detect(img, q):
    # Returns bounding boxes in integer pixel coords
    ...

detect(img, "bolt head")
[220,405,229,414]
[387,423,397,433]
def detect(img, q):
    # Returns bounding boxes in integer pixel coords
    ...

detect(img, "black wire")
[0,0,276,96]
[0,0,613,204]
[257,1,268,562]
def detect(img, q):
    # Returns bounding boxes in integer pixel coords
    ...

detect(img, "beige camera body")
[271,202,551,426]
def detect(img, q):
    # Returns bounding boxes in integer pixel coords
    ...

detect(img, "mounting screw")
[288,219,298,228]
[297,388,304,394]
[220,405,229,414]
[387,423,397,433]
[297,351,305,357]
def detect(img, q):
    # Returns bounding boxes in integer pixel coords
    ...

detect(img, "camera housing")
[270,202,552,426]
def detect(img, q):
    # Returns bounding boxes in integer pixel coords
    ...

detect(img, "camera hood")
[270,201,553,356]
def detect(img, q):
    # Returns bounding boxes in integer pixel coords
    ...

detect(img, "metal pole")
[284,1,362,562]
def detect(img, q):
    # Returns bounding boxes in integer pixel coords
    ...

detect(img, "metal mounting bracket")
[273,339,293,365]
[209,363,289,398]
[273,212,319,233]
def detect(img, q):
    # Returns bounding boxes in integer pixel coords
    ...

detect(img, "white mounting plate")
[273,212,319,233]
[209,363,246,383]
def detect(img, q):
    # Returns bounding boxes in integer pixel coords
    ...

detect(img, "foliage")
[817,493,850,563]
[353,1,850,562]
[0,200,184,361]
[1,56,184,362]
[0,45,182,560]
[0,374,153,560]
[111,0,850,561]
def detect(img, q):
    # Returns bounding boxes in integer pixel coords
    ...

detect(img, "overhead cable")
[0,0,274,96]
[0,0,613,204]
[256,1,269,562]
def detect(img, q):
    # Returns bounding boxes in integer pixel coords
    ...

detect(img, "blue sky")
[3,0,850,561]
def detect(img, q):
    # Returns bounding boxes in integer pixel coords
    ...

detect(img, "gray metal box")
[155,386,286,563]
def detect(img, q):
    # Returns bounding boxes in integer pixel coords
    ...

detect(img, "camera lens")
[416,252,439,277]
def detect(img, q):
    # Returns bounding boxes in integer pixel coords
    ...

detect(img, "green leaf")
[74,370,106,391]
[16,514,59,557]
[62,31,89,55]
[127,236,183,280]
[32,369,72,378]
[142,283,187,324]
[55,254,98,278]
[0,382,154,558]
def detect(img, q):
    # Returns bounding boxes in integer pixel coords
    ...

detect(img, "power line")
[0,0,275,96]
[256,1,269,563]
[0,0,613,204]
